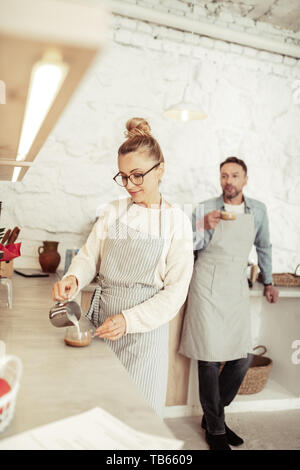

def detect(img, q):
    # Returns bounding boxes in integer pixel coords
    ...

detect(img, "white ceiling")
[197,0,300,32]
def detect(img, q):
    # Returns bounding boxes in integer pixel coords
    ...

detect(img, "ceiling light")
[12,49,69,181]
[163,0,207,122]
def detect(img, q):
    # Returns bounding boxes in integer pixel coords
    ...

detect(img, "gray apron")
[86,195,169,417]
[179,212,255,362]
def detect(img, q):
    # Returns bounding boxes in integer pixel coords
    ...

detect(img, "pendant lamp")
[163,0,207,121]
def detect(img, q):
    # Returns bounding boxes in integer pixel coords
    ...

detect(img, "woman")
[52,117,194,417]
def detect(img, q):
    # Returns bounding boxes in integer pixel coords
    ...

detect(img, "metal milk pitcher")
[49,299,82,327]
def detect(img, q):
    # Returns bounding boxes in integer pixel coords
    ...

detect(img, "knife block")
[0,260,13,278]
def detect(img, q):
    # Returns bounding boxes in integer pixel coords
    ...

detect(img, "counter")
[0,273,176,441]
[248,282,300,298]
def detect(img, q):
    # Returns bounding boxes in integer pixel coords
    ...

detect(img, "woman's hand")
[95,314,126,341]
[52,275,78,301]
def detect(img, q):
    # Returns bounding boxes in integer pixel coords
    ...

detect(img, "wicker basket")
[220,345,272,395]
[258,264,300,287]
[238,345,272,394]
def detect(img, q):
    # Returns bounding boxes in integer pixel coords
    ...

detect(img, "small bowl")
[64,327,93,347]
[64,317,96,348]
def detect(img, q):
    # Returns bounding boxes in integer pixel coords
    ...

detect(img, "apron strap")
[160,193,165,239]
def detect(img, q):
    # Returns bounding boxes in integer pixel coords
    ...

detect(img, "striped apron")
[86,195,169,417]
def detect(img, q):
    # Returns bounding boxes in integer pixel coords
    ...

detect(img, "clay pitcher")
[38,241,61,273]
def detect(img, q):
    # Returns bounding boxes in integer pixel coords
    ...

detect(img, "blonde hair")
[118,117,165,164]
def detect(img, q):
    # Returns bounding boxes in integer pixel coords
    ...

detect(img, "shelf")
[164,379,300,418]
[227,379,300,413]
[250,282,300,298]
[0,0,107,181]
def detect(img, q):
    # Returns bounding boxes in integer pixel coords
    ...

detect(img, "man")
[179,156,278,451]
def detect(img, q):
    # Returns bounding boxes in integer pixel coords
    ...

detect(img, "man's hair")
[220,156,247,174]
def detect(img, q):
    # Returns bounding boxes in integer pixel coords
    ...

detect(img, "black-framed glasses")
[113,162,161,187]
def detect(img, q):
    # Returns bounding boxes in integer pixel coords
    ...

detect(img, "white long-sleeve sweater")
[63,196,194,334]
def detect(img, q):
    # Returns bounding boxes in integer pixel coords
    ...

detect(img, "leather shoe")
[201,415,244,446]
[205,431,231,450]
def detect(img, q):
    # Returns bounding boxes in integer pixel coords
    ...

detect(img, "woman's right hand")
[52,275,78,302]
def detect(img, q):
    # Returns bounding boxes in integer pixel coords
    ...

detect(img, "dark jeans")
[198,354,253,435]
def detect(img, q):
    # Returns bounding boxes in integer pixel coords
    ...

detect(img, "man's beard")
[223,188,241,200]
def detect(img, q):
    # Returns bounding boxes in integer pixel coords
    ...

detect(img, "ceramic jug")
[38,241,60,273]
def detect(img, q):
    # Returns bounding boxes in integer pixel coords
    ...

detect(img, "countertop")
[0,272,175,441]
[249,282,300,298]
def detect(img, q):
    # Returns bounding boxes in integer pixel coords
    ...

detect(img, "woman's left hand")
[95,314,126,341]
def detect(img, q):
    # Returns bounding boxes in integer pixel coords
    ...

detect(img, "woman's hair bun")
[124,117,152,139]
[118,116,164,164]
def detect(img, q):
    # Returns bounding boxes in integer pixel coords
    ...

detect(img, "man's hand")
[264,285,279,303]
[197,210,221,231]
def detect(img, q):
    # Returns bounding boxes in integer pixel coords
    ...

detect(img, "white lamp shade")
[164,101,207,121]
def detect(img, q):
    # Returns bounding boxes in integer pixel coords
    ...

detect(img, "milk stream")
[66,311,81,339]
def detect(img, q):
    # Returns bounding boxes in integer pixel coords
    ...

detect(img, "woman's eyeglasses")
[113,162,161,187]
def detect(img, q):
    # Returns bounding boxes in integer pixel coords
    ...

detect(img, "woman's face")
[118,151,164,206]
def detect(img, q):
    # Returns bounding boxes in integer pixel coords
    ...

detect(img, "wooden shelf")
[0,0,108,181]
[0,34,98,181]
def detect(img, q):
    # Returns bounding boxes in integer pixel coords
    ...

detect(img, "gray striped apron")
[179,213,255,362]
[86,195,169,417]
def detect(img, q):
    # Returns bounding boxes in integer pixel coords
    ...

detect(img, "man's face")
[220,163,248,200]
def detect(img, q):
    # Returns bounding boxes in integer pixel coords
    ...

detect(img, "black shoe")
[224,423,244,446]
[201,415,244,447]
[205,431,231,451]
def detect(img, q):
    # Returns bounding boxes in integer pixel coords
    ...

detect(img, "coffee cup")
[64,317,96,347]
[220,211,236,220]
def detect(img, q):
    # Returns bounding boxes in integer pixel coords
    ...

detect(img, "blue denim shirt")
[192,194,273,285]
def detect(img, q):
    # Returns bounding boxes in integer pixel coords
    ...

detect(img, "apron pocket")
[193,261,215,292]
[212,264,244,297]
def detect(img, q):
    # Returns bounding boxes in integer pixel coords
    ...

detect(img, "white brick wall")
[1,3,300,274]
[111,14,299,79]
[128,0,300,48]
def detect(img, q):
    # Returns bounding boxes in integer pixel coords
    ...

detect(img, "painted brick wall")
[1,4,300,273]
